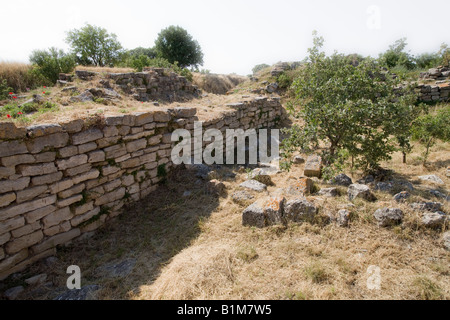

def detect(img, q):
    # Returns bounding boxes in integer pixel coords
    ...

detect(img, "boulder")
[284,199,318,222]
[240,180,267,192]
[330,173,352,186]
[373,208,403,227]
[286,177,313,196]
[70,90,94,103]
[422,211,447,228]
[393,191,410,202]
[231,190,254,205]
[206,179,226,196]
[293,155,305,164]
[337,209,350,227]
[348,184,376,202]
[249,166,278,186]
[242,196,285,228]
[410,202,442,212]
[304,155,322,178]
[418,175,444,185]
[317,187,339,197]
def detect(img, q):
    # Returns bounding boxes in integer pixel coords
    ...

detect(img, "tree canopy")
[154,26,204,69]
[65,24,124,67]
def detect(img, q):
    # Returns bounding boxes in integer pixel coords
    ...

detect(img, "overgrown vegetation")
[66,24,124,67]
[29,47,76,84]
[281,32,419,178]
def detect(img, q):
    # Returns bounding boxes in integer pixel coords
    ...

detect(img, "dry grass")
[75,65,135,74]
[0,61,38,92]
[14,142,449,300]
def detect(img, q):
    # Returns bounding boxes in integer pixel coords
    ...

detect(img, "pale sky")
[1,0,449,75]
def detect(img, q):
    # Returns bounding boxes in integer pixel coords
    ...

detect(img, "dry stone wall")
[0,97,285,280]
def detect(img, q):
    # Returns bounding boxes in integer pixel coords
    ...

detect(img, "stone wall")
[0,97,285,280]
[417,82,450,102]
[73,68,200,102]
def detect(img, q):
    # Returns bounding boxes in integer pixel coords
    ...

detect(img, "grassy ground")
[13,138,449,300]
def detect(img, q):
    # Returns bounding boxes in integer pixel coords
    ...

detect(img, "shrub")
[281,32,418,178]
[127,55,193,82]
[379,38,416,70]
[411,106,450,165]
[29,47,76,84]
[0,79,13,100]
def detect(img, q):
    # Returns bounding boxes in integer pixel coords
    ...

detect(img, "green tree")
[438,43,450,67]
[281,32,418,177]
[411,107,450,165]
[127,47,157,59]
[29,47,76,83]
[154,26,204,69]
[415,53,441,69]
[66,24,124,67]
[379,38,416,70]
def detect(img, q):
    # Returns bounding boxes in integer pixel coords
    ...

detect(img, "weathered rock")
[206,179,226,195]
[0,122,27,140]
[4,286,24,300]
[249,166,278,185]
[231,190,254,205]
[418,175,444,185]
[286,177,313,196]
[96,258,136,278]
[337,209,350,227]
[240,180,267,192]
[293,156,305,164]
[443,231,450,251]
[26,124,62,138]
[72,128,103,145]
[2,154,36,168]
[304,155,322,178]
[54,285,100,300]
[428,190,449,201]
[348,184,376,202]
[393,191,410,202]
[25,273,47,286]
[242,196,285,227]
[373,208,403,227]
[422,211,447,228]
[284,199,317,222]
[70,90,94,103]
[374,182,394,192]
[318,187,338,197]
[330,173,352,186]
[410,202,442,212]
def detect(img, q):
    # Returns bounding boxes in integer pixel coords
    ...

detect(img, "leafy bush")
[415,53,441,69]
[252,63,270,75]
[379,38,416,70]
[0,79,13,100]
[127,55,193,81]
[411,106,450,165]
[29,47,76,84]
[281,32,418,177]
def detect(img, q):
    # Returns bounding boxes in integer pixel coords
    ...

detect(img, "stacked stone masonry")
[0,97,285,280]
[74,67,200,102]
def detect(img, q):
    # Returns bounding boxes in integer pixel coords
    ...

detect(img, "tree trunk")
[402,152,406,164]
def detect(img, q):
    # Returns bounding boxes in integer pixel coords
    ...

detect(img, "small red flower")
[13,96,17,99]
[43,86,46,88]
[43,92,46,94]
[8,92,13,95]
[7,114,11,118]
[18,112,23,115]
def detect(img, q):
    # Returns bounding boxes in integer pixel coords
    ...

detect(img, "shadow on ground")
[11,165,233,300]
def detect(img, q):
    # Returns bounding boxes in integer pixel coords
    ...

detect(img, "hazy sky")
[1,0,449,75]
